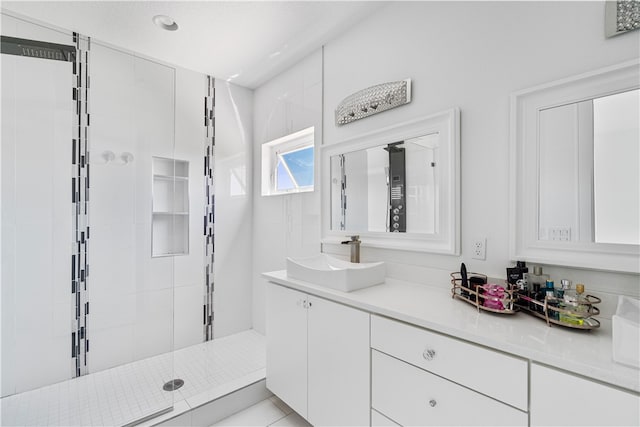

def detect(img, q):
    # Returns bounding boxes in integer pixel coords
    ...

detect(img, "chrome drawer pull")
[429,399,437,407]
[423,349,437,361]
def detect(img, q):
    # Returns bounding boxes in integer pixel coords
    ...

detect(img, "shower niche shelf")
[152,157,189,257]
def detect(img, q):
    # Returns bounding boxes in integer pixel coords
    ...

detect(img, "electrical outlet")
[472,238,486,260]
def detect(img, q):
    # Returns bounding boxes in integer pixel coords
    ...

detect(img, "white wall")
[252,50,323,334]
[252,1,640,332]
[213,80,254,338]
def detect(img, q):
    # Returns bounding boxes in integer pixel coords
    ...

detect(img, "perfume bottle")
[507,261,528,288]
[559,282,586,326]
[528,266,549,290]
[563,282,578,308]
[536,283,547,314]
[556,279,570,299]
[529,283,540,311]
[545,280,558,319]
[575,283,588,314]
[559,312,584,326]
[516,276,529,308]
[517,261,529,277]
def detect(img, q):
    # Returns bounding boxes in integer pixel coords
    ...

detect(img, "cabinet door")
[266,283,308,418]
[308,296,370,426]
[531,363,640,426]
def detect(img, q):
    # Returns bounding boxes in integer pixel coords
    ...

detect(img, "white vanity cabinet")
[371,315,528,426]
[265,282,370,426]
[531,363,640,426]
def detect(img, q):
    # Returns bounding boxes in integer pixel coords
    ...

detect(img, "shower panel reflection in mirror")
[330,133,439,234]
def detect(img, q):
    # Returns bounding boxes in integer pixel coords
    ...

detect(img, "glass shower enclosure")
[1,11,177,426]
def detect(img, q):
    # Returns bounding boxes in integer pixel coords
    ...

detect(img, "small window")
[262,127,315,196]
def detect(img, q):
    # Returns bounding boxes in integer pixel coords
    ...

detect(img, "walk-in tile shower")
[0,10,240,426]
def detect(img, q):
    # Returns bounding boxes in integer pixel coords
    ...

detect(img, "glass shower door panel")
[1,54,73,395]
[89,42,176,423]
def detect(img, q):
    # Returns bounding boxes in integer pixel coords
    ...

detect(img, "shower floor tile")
[0,330,266,426]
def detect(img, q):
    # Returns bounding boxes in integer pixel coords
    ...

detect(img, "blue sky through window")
[276,160,295,191]
[281,146,314,187]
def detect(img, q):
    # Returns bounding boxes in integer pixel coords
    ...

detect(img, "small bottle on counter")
[559,283,589,326]
[563,282,577,308]
[545,280,558,319]
[575,283,588,314]
[507,261,528,288]
[536,283,547,314]
[530,283,541,311]
[556,279,570,299]
[528,266,549,292]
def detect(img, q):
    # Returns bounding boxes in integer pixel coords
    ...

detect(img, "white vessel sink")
[286,254,385,292]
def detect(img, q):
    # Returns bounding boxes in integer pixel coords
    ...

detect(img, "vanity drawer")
[372,350,527,427]
[371,315,528,411]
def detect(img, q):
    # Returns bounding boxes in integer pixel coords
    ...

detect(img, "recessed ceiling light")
[152,15,179,31]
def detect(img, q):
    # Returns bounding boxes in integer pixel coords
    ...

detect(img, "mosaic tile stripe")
[203,76,216,341]
[71,32,90,377]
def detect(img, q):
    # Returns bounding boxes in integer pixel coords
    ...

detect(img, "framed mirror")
[322,109,460,254]
[510,60,639,273]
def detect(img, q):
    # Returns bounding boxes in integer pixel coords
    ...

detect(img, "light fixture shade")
[335,79,412,126]
[606,0,640,37]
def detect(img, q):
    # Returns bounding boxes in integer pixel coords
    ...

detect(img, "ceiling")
[2,1,385,89]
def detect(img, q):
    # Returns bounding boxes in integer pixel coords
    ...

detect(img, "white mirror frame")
[321,108,460,254]
[510,60,640,273]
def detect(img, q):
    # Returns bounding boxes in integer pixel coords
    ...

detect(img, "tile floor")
[211,396,311,427]
[1,330,266,426]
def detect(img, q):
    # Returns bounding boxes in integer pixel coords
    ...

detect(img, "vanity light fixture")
[605,0,640,37]
[152,15,179,31]
[335,79,412,125]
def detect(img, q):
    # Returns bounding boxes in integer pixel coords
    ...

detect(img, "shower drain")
[163,379,184,391]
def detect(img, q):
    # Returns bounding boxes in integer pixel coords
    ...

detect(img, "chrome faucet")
[341,235,361,263]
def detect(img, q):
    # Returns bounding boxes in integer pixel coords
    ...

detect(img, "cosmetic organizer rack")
[450,272,518,314]
[514,292,601,330]
[450,271,601,330]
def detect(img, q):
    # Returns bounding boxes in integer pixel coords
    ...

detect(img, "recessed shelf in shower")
[152,157,190,257]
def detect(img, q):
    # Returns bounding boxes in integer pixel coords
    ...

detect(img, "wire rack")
[450,272,518,314]
[514,292,601,330]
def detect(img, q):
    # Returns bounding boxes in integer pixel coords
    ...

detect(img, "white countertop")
[263,270,640,394]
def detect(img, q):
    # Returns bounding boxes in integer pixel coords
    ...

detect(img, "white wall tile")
[174,284,204,350]
[90,222,136,297]
[90,292,136,332]
[89,325,135,372]
[213,80,255,339]
[133,289,174,360]
[14,334,70,394]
